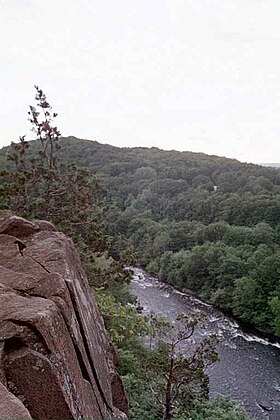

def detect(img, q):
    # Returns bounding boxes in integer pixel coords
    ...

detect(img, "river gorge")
[130,268,280,420]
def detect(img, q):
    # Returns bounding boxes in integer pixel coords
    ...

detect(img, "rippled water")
[130,268,280,420]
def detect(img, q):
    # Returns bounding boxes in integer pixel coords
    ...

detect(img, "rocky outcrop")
[0,211,128,419]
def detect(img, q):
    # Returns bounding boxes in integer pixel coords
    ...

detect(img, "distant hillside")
[1,135,279,226]
[261,163,280,168]
[53,136,280,225]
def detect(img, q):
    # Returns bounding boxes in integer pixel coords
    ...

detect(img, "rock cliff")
[0,211,128,419]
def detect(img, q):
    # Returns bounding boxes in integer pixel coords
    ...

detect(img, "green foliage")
[94,278,225,419]
[6,133,275,335]
[94,286,150,344]
[174,395,248,420]
[1,89,98,225]
[232,277,263,324]
[4,135,279,227]
[269,296,280,335]
[0,88,132,284]
[145,239,279,333]
[102,290,247,419]
[122,373,162,420]
[145,312,218,419]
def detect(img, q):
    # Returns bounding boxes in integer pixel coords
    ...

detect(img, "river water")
[130,267,280,420]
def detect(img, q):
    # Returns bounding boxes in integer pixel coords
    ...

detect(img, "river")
[130,267,280,420]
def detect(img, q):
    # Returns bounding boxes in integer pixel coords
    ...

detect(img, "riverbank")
[138,265,280,345]
[131,267,280,420]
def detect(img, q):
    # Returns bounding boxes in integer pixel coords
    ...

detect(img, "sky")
[1,0,280,163]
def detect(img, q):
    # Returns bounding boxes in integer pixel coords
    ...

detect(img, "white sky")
[1,0,280,163]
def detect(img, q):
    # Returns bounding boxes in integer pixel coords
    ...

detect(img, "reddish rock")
[111,371,130,417]
[34,220,57,232]
[0,212,128,419]
[0,212,39,238]
[0,382,32,419]
[108,342,119,366]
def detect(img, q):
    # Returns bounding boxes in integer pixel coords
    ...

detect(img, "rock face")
[0,211,128,419]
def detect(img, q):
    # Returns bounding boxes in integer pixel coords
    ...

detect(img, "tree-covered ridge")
[1,135,279,336]
[47,136,279,336]
[51,136,280,227]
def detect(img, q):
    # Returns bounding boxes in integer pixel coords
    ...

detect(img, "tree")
[94,287,150,344]
[147,312,218,419]
[0,86,63,218]
[269,296,280,335]
[232,277,263,324]
[0,86,132,284]
[184,394,248,420]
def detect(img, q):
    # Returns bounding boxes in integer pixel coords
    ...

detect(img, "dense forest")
[1,135,279,337]
[54,137,280,337]
[1,104,279,420]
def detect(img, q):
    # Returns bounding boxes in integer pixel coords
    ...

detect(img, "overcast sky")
[1,0,280,163]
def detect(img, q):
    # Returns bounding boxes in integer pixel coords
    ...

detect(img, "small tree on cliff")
[2,86,61,217]
[0,86,108,251]
[0,86,134,284]
[147,312,218,419]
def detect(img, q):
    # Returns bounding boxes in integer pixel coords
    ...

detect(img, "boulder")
[0,211,39,238]
[0,211,128,419]
[0,382,32,419]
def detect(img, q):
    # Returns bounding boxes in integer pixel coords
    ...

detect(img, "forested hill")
[57,136,280,227]
[1,136,280,336]
[1,132,279,226]
[53,136,280,337]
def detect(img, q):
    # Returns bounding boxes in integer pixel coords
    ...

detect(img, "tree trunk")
[163,353,174,419]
